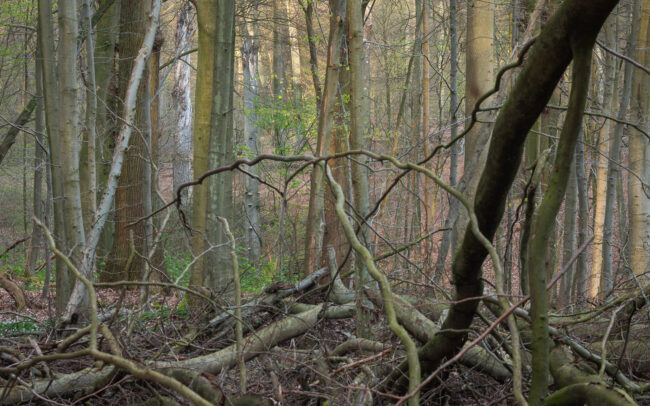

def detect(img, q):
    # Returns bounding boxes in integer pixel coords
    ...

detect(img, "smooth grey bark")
[26,52,46,276]
[348,0,374,339]
[205,0,236,293]
[80,0,98,235]
[242,22,262,262]
[603,0,640,292]
[172,3,194,203]
[37,0,70,314]
[434,0,459,283]
[573,127,590,301]
[559,158,577,309]
[59,0,87,266]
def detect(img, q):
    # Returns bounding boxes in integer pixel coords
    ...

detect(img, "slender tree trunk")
[38,0,70,314]
[573,127,590,301]
[559,158,577,309]
[59,0,86,267]
[26,47,46,276]
[242,21,262,263]
[303,0,345,275]
[589,15,617,299]
[433,0,459,282]
[348,0,374,338]
[301,0,322,109]
[204,0,236,293]
[80,0,98,236]
[189,0,216,293]
[172,4,194,205]
[603,1,640,292]
[451,0,495,250]
[628,0,650,283]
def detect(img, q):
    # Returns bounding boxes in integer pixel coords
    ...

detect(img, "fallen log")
[208,267,328,328]
[367,290,512,381]
[547,345,638,406]
[154,304,324,374]
[2,365,116,404]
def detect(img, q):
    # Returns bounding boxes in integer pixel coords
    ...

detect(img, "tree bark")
[104,0,149,282]
[172,3,194,204]
[628,0,650,283]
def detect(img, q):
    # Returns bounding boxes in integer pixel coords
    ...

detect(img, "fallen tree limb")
[208,266,328,328]
[2,365,117,404]
[0,272,26,311]
[153,304,324,374]
[367,290,512,382]
[547,345,638,406]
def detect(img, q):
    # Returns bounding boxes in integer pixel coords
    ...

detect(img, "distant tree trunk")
[434,0,459,283]
[303,0,345,275]
[301,0,322,109]
[559,158,577,309]
[104,0,148,282]
[628,0,650,283]
[242,21,262,263]
[26,47,46,276]
[203,0,236,293]
[148,30,166,281]
[272,0,287,150]
[589,15,617,299]
[80,0,98,236]
[451,0,495,250]
[172,3,194,204]
[95,0,120,261]
[573,127,590,301]
[603,0,640,291]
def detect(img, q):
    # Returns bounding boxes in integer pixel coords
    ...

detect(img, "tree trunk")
[573,127,590,301]
[172,3,194,204]
[603,0,640,293]
[104,0,149,282]
[628,0,650,283]
[80,0,98,236]
[204,0,236,293]
[59,0,86,268]
[189,0,216,293]
[242,21,262,263]
[303,0,345,275]
[589,15,617,299]
[38,0,70,314]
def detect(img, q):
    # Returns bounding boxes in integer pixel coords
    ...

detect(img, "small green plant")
[0,320,40,335]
